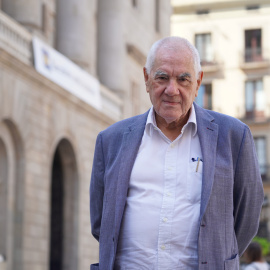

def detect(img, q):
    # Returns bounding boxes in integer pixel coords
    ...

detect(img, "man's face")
[144,47,203,125]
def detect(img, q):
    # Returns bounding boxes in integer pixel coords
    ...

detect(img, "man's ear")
[195,71,204,97]
[143,67,149,92]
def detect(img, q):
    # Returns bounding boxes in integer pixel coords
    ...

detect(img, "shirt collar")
[146,104,197,137]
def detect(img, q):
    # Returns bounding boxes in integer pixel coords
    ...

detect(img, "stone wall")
[0,47,114,270]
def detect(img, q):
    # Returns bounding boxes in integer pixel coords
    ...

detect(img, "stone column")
[56,0,97,75]
[2,0,42,31]
[97,0,127,94]
[159,1,172,37]
[0,140,7,270]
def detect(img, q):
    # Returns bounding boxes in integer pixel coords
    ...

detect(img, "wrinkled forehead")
[156,42,193,58]
[152,46,195,74]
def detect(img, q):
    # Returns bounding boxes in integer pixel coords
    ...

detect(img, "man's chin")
[154,109,188,125]
[160,115,182,125]
[159,111,190,126]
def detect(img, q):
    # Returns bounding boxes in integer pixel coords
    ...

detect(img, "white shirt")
[245,262,269,270]
[115,104,203,270]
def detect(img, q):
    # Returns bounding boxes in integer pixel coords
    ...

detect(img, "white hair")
[145,36,201,78]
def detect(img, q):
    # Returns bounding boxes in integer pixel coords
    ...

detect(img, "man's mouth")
[163,100,180,105]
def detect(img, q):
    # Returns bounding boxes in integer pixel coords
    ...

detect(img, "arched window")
[0,120,25,270]
[50,139,79,270]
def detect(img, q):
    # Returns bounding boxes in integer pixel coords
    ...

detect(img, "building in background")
[172,0,270,240]
[0,0,171,269]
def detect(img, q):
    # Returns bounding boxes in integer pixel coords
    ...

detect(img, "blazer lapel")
[114,112,148,240]
[194,104,219,221]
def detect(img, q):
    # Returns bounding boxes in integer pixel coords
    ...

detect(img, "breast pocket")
[187,161,203,204]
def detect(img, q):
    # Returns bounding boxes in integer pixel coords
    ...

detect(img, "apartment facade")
[172,0,270,239]
[0,1,171,270]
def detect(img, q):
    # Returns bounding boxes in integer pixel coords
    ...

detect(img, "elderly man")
[90,37,264,270]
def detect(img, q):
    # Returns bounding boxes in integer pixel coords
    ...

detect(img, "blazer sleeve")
[233,126,264,256]
[90,133,105,242]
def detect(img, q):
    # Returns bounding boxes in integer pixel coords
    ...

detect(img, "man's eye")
[178,77,190,85]
[158,76,167,80]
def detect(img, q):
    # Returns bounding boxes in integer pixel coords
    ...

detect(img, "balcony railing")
[200,59,222,73]
[244,47,263,62]
[245,110,265,121]
[240,48,270,69]
[0,10,32,65]
[259,165,270,183]
[0,10,123,121]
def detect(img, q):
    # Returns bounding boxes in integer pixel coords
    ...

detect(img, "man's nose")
[164,79,179,96]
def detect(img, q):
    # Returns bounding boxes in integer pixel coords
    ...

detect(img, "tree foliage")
[253,236,270,256]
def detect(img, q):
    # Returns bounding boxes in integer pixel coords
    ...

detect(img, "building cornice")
[0,47,123,125]
[126,43,146,67]
[172,0,270,14]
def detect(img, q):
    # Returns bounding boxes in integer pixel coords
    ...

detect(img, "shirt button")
[161,245,166,250]
[166,192,171,197]
[162,217,168,222]
[170,144,175,148]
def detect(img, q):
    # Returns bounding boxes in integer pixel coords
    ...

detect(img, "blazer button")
[201,224,206,227]
[201,261,207,264]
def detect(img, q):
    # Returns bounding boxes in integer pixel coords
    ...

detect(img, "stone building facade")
[0,1,171,270]
[172,0,270,240]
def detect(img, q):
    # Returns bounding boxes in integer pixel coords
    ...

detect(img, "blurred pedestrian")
[244,242,269,270]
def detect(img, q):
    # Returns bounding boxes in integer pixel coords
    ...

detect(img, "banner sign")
[32,37,101,110]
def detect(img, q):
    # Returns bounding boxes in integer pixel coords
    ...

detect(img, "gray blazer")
[90,103,264,270]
